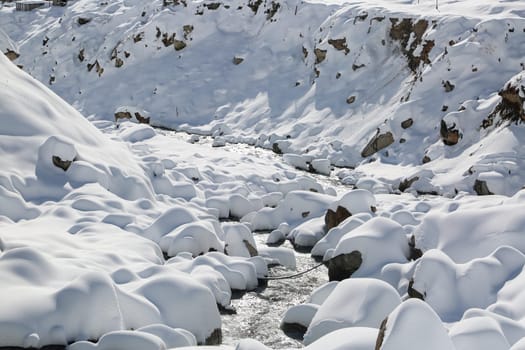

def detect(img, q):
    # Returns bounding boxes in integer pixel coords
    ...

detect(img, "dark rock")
[205,2,221,10]
[482,83,525,127]
[302,46,308,59]
[204,328,222,345]
[401,118,413,129]
[174,40,187,51]
[328,250,362,281]
[361,131,395,157]
[325,205,351,231]
[389,18,432,72]
[398,176,419,192]
[77,17,91,25]
[314,48,327,64]
[78,48,85,62]
[440,120,460,146]
[375,317,388,350]
[133,32,144,43]
[243,239,258,257]
[247,0,262,14]
[346,95,356,104]
[352,63,365,71]
[408,235,422,260]
[328,38,349,54]
[134,112,150,124]
[442,80,455,92]
[422,155,431,164]
[272,142,282,154]
[52,156,73,171]
[232,56,244,65]
[265,1,280,20]
[162,33,175,47]
[473,179,493,195]
[301,211,310,218]
[4,49,20,61]
[115,57,124,68]
[281,322,307,340]
[407,278,425,300]
[114,111,132,121]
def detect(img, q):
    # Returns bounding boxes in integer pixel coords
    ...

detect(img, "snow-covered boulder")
[303,278,401,345]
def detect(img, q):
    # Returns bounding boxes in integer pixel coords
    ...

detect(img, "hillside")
[2,1,525,350]
[2,0,525,196]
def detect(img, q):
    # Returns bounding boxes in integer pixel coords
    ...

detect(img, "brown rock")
[375,317,388,350]
[174,40,187,51]
[325,205,351,231]
[314,48,327,64]
[361,131,395,157]
[442,80,455,92]
[328,250,362,281]
[52,156,73,171]
[328,38,349,54]
[243,239,258,257]
[134,112,150,124]
[114,111,132,121]
[204,328,222,345]
[473,179,493,196]
[407,278,425,299]
[398,176,419,192]
[4,49,20,61]
[115,57,124,68]
[401,118,413,129]
[346,96,356,104]
[232,56,244,65]
[440,120,460,146]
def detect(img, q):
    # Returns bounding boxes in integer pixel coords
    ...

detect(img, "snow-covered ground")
[1,0,525,349]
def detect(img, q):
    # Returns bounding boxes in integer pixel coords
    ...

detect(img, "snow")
[1,0,525,349]
[303,278,402,344]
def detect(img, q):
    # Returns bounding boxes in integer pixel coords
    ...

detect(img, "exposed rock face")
[204,328,222,345]
[52,156,73,171]
[314,48,327,64]
[440,120,460,146]
[114,111,132,121]
[4,49,20,61]
[375,317,388,350]
[243,239,258,257]
[442,80,455,92]
[401,118,413,129]
[77,17,92,25]
[407,279,425,300]
[346,95,356,104]
[232,56,244,65]
[134,112,150,124]
[174,39,187,51]
[328,38,349,54]
[361,131,395,157]
[272,142,282,154]
[325,205,351,231]
[408,235,423,261]
[328,250,363,281]
[482,83,525,127]
[389,18,433,72]
[398,176,419,192]
[473,179,493,195]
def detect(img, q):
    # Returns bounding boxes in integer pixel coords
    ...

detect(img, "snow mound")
[303,278,401,345]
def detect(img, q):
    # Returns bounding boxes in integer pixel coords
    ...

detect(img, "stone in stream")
[328,250,362,281]
[324,205,351,231]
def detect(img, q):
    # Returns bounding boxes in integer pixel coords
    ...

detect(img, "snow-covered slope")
[2,0,525,195]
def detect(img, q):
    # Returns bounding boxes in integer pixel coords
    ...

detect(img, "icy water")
[158,130,347,348]
[221,234,328,348]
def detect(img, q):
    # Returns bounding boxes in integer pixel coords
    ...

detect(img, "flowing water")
[221,234,328,348]
[158,130,350,348]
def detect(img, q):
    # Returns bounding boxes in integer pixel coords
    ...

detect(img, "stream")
[221,233,328,348]
[157,129,349,348]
